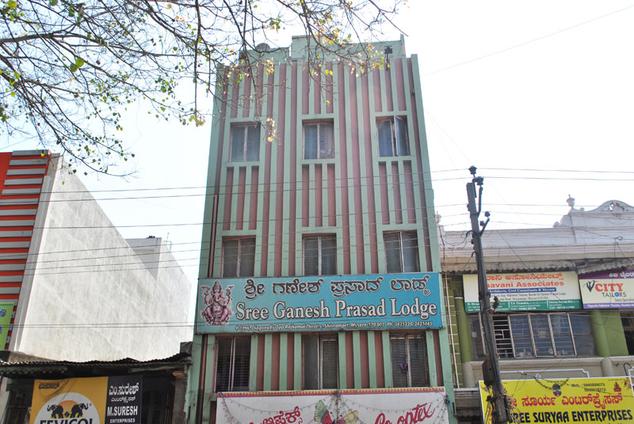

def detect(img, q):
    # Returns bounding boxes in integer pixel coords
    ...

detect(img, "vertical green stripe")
[352,331,362,388]
[249,335,259,391]
[294,333,302,390]
[354,74,372,271]
[279,333,288,390]
[294,64,304,274]
[342,65,357,273]
[338,331,347,388]
[201,335,216,423]
[185,335,203,424]
[281,64,293,275]
[426,331,437,386]
[263,333,273,390]
[367,331,377,388]
[381,331,393,388]
[266,69,281,275]
[385,161,396,223]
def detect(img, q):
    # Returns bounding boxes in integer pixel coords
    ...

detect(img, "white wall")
[11,156,193,361]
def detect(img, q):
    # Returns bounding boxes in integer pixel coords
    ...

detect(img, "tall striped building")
[191,37,456,424]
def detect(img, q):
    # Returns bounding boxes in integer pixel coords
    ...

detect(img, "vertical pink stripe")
[361,74,378,273]
[236,167,246,230]
[326,63,334,114]
[404,161,416,223]
[288,63,298,276]
[375,332,385,388]
[302,65,309,115]
[328,164,336,227]
[271,333,280,391]
[385,68,394,112]
[360,331,369,388]
[257,335,265,391]
[287,335,295,390]
[242,74,251,118]
[338,63,351,274]
[379,164,389,224]
[223,168,233,230]
[391,162,403,224]
[345,333,354,388]
[349,73,365,273]
[274,65,287,277]
[373,69,382,112]
[408,60,432,268]
[315,164,323,227]
[255,63,264,117]
[249,168,259,230]
[315,71,321,114]
[302,165,309,227]
[396,59,406,111]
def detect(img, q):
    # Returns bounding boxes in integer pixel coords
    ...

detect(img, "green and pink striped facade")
[190,37,455,424]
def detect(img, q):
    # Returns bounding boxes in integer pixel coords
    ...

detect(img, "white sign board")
[579,270,634,309]
[463,271,581,312]
[216,388,448,424]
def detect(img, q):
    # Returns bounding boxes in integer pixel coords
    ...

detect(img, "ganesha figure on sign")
[201,281,234,325]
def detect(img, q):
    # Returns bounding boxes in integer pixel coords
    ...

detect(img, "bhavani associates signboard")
[216,388,448,424]
[479,377,634,423]
[196,272,442,333]
[579,270,634,309]
[463,271,581,312]
[30,376,142,424]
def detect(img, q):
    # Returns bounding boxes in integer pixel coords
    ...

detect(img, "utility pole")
[466,166,510,424]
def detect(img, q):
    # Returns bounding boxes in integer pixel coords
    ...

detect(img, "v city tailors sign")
[463,272,581,313]
[31,376,142,424]
[479,377,634,423]
[579,270,634,309]
[196,272,442,333]
[216,388,448,424]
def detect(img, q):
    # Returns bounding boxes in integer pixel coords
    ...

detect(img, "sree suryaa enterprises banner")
[579,270,634,309]
[196,272,442,333]
[216,388,448,424]
[463,271,581,312]
[479,377,634,423]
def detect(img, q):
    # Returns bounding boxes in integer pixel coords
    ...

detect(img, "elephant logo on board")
[47,404,64,419]
[70,403,89,418]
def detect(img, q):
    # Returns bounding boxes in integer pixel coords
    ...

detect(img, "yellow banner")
[480,377,634,423]
[31,377,108,424]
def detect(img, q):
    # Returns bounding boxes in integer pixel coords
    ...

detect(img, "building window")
[390,334,429,387]
[222,238,255,278]
[216,336,251,392]
[303,335,338,389]
[384,231,419,273]
[230,123,260,162]
[472,313,595,359]
[622,313,634,355]
[304,121,334,159]
[303,235,336,275]
[378,116,409,157]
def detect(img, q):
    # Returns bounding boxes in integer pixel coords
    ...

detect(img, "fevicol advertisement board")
[196,272,443,333]
[463,271,581,312]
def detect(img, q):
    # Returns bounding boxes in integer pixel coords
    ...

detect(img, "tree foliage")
[0,0,402,173]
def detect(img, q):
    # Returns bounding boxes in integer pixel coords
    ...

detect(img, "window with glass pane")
[550,314,575,356]
[384,231,419,273]
[377,116,409,157]
[303,335,338,389]
[215,336,251,392]
[508,315,534,358]
[530,315,554,356]
[303,235,336,275]
[390,334,428,387]
[570,313,595,356]
[222,238,255,277]
[304,121,334,159]
[230,123,260,161]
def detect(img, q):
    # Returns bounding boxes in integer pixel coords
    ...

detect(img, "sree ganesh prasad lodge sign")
[463,271,581,312]
[196,272,442,333]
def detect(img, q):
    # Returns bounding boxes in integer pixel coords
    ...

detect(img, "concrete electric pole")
[466,166,510,424]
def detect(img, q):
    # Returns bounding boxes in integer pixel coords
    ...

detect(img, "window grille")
[390,334,429,387]
[216,336,251,392]
[303,335,338,389]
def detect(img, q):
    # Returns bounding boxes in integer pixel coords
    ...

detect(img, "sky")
[4,0,634,284]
